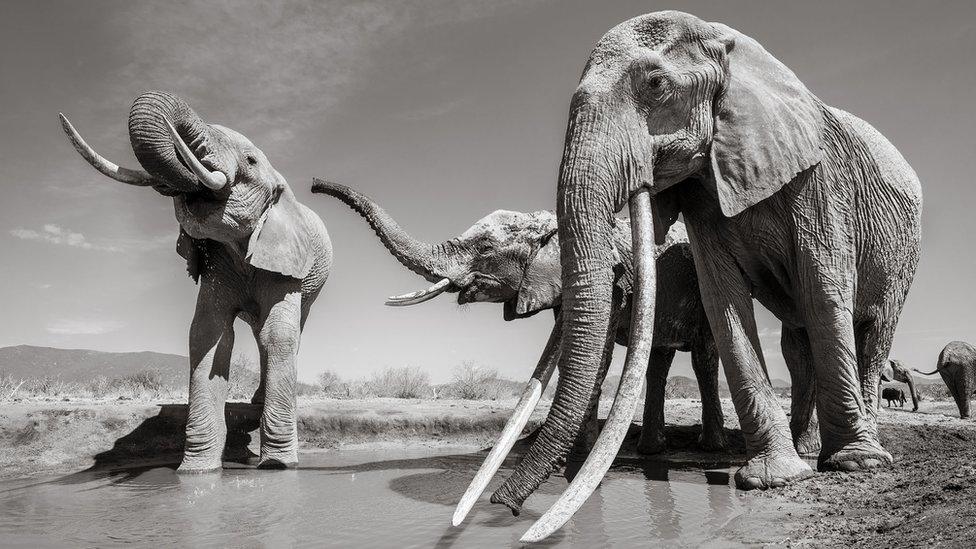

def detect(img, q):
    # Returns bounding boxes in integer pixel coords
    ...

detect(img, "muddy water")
[0,448,768,547]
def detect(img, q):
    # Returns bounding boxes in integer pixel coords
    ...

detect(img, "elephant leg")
[251,363,267,405]
[687,230,811,490]
[255,289,303,468]
[179,286,235,473]
[781,326,820,457]
[807,311,891,471]
[690,343,727,452]
[944,367,970,419]
[637,348,676,454]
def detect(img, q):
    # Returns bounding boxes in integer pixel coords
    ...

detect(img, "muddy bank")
[755,405,976,547]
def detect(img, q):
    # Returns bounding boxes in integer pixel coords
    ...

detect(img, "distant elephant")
[881,387,906,408]
[61,91,332,471]
[477,11,921,541]
[880,359,920,411]
[311,181,725,456]
[914,341,976,419]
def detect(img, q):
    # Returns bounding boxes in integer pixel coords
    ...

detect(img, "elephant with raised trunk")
[311,181,726,458]
[913,341,976,419]
[60,92,332,471]
[468,11,921,542]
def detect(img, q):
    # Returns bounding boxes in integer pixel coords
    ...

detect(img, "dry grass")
[0,371,183,401]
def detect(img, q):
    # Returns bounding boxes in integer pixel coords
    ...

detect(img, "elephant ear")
[512,230,562,318]
[708,25,825,217]
[246,187,314,279]
[176,228,208,284]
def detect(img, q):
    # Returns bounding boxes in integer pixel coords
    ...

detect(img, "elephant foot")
[734,452,813,490]
[697,427,728,452]
[819,439,892,472]
[794,435,821,458]
[257,457,298,470]
[259,447,298,469]
[177,454,223,474]
[636,430,666,455]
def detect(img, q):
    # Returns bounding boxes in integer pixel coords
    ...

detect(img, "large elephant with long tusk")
[60,91,332,472]
[311,179,731,449]
[458,11,921,542]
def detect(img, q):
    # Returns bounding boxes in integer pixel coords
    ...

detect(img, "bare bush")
[317,370,345,396]
[368,366,432,399]
[441,362,521,400]
[227,354,261,401]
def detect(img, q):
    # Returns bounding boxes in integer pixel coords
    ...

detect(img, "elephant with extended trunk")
[311,181,727,460]
[913,341,976,419]
[476,12,921,541]
[61,92,332,471]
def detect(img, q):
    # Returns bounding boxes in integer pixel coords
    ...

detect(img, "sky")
[1,0,974,384]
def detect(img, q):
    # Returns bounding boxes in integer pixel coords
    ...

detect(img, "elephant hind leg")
[781,326,819,457]
[690,342,726,452]
[636,348,676,455]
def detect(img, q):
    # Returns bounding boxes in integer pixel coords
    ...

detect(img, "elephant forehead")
[460,210,556,245]
[210,124,254,149]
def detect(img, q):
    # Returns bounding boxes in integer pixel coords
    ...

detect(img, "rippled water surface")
[0,449,757,547]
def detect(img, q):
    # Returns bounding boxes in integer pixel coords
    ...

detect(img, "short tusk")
[385,278,451,306]
[59,113,157,187]
[520,188,656,543]
[164,117,228,191]
[452,316,562,526]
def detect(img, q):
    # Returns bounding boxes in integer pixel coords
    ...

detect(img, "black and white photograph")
[1,1,974,546]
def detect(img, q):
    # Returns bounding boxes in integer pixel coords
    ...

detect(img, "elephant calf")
[311,180,725,455]
[62,92,332,471]
[881,387,906,408]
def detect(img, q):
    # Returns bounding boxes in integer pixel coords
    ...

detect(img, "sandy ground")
[2,396,974,546]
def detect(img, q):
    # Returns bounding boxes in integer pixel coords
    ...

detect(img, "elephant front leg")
[179,291,235,473]
[637,348,675,455]
[255,290,303,468]
[690,343,727,452]
[781,326,820,457]
[688,232,811,490]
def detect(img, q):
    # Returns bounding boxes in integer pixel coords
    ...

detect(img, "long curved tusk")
[452,315,562,526]
[520,188,657,543]
[385,278,451,306]
[163,117,228,191]
[59,113,157,186]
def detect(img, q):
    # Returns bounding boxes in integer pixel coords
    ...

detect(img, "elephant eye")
[246,155,258,166]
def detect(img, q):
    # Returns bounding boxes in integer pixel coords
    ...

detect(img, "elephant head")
[489,11,825,541]
[310,179,567,317]
[61,91,313,280]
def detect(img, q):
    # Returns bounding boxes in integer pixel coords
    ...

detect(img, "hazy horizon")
[2,1,974,384]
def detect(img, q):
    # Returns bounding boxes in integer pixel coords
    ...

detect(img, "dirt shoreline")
[2,397,975,546]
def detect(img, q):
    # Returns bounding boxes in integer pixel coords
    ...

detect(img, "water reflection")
[0,447,763,547]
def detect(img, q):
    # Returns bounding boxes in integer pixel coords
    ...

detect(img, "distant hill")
[770,378,791,389]
[0,345,188,385]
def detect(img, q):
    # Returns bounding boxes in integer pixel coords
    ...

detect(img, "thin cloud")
[47,318,126,336]
[10,224,121,252]
[108,1,539,136]
[9,224,171,253]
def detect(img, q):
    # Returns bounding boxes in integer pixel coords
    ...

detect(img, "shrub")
[368,366,432,398]
[441,362,522,400]
[86,375,111,398]
[317,370,345,396]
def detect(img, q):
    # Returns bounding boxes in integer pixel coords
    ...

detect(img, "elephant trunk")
[311,179,469,283]
[491,94,659,540]
[127,91,230,193]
